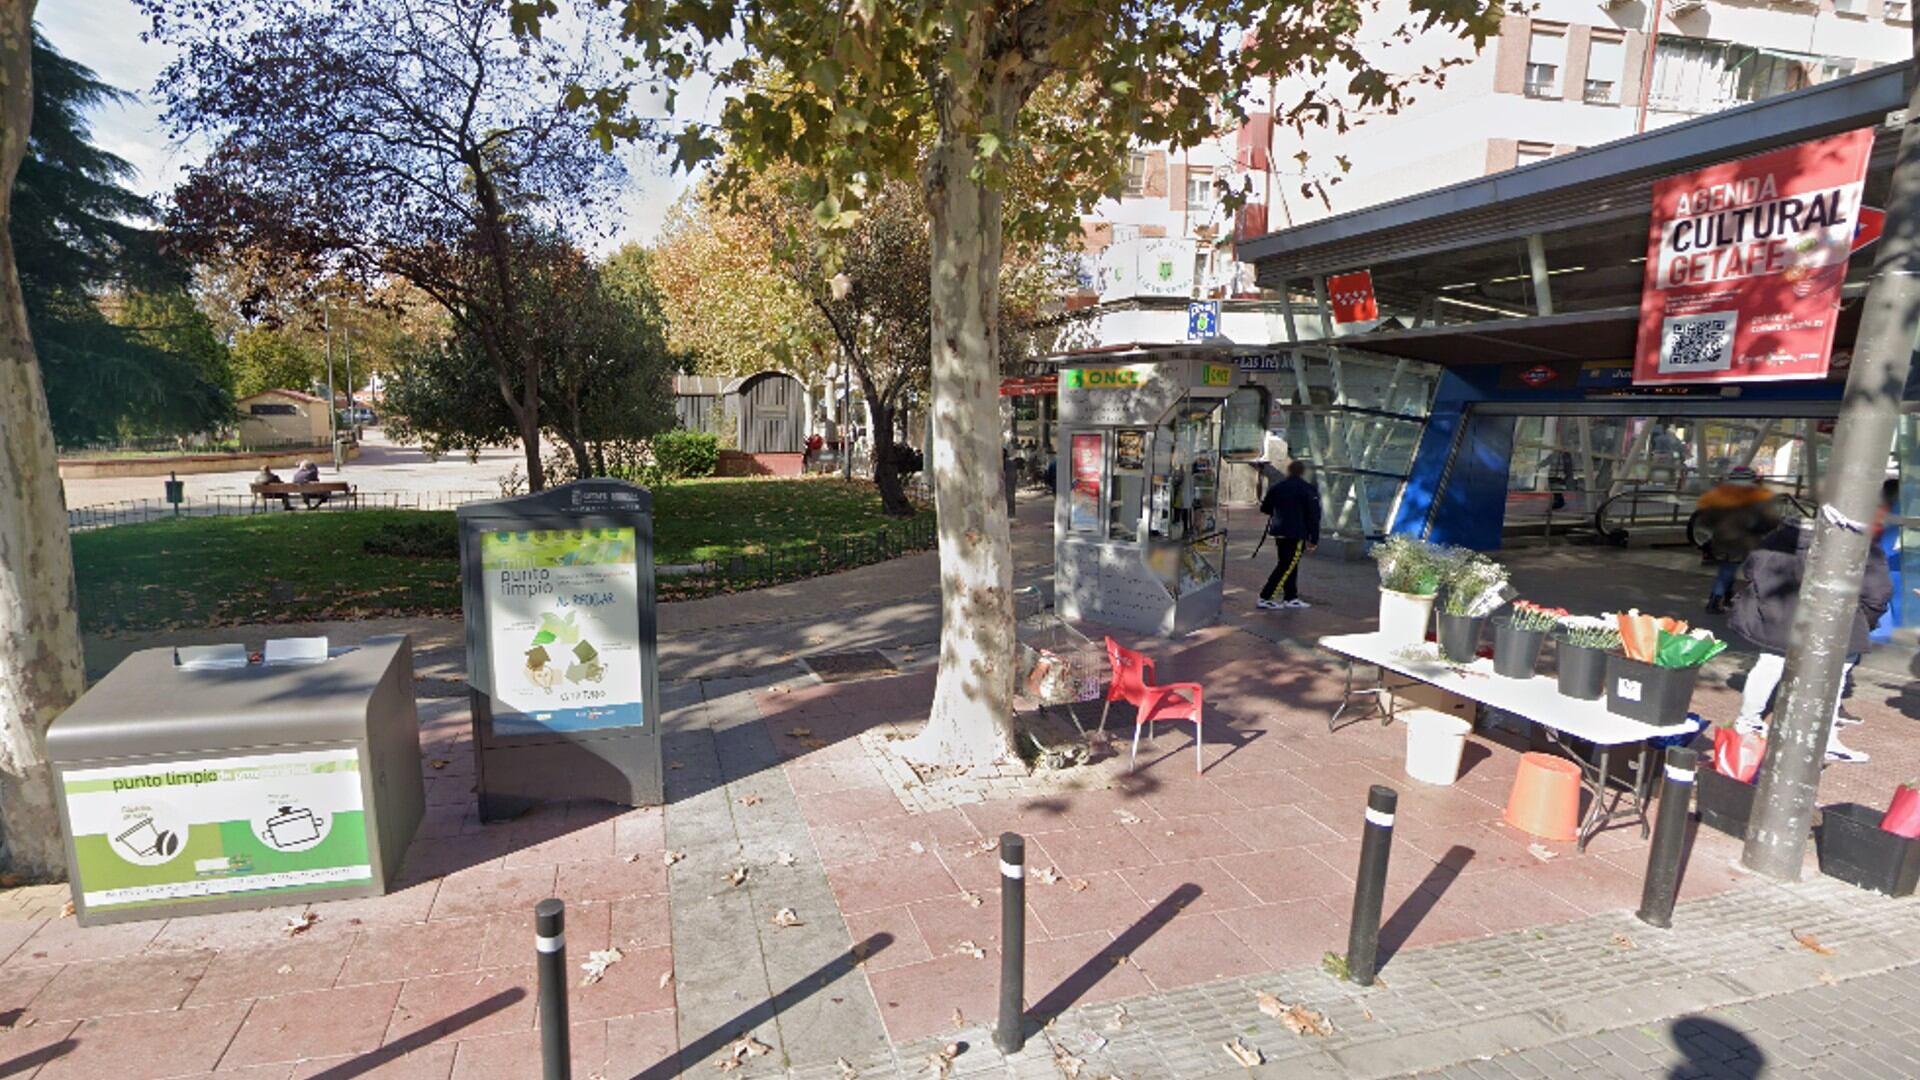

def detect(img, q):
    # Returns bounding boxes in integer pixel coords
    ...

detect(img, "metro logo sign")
[1327,270,1378,324]
[1634,128,1873,385]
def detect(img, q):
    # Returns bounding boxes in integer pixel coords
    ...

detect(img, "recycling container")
[47,635,424,927]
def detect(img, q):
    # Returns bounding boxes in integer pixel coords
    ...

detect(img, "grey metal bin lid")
[47,638,409,764]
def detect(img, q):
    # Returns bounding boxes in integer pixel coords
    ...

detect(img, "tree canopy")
[142,0,638,488]
[13,32,232,446]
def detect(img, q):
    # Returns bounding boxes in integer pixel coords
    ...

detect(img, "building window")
[1834,0,1865,14]
[1123,151,1149,196]
[1648,38,1851,115]
[1185,168,1215,210]
[1526,27,1566,98]
[1585,35,1625,104]
[249,403,298,416]
[1888,0,1910,20]
[1516,142,1554,167]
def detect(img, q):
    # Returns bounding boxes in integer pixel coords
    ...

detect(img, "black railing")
[68,490,500,531]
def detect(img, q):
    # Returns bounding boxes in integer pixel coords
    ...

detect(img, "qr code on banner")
[1657,311,1737,374]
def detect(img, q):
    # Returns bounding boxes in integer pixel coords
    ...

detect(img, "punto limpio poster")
[63,748,370,912]
[480,527,645,735]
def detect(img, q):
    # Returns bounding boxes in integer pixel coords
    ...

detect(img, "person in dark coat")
[1695,466,1779,613]
[1256,460,1321,610]
[1728,479,1895,763]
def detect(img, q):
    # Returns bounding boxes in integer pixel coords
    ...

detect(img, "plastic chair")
[1101,637,1206,775]
[1503,752,1582,843]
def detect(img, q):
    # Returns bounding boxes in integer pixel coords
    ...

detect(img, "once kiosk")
[458,480,664,819]
[1055,348,1236,636]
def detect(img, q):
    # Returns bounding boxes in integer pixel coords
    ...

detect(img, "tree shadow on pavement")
[0,1037,73,1078]
[630,933,894,1080]
[1025,883,1203,1034]
[1376,845,1474,969]
[1665,1015,1766,1078]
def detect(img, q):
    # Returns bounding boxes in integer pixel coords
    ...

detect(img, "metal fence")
[68,490,500,531]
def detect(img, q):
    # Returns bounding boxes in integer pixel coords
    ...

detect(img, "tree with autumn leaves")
[566,0,1506,769]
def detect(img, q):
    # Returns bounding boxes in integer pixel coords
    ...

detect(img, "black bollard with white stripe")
[993,832,1026,1054]
[1637,746,1697,929]
[1345,785,1398,987]
[536,897,571,1080]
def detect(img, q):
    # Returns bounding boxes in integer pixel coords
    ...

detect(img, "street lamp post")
[324,298,341,469]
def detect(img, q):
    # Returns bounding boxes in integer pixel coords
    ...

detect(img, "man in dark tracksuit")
[1257,460,1321,610]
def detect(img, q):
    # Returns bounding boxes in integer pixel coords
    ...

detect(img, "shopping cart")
[1014,586,1110,742]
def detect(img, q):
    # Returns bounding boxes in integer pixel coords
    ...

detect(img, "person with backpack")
[1256,460,1321,610]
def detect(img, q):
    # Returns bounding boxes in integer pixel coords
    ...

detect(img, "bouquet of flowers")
[1440,554,1511,617]
[1371,535,1456,597]
[1506,599,1567,632]
[1616,610,1729,668]
[1558,614,1623,651]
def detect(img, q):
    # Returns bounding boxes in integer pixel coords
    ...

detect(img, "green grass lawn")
[74,476,927,632]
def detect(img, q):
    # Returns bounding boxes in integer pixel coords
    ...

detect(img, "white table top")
[1317,631,1696,747]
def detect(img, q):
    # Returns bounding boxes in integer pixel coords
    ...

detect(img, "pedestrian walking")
[1256,460,1320,610]
[1727,478,1894,764]
[1695,466,1780,613]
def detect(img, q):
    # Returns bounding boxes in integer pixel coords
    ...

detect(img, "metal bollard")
[994,832,1026,1054]
[536,898,571,1080]
[1637,746,1697,929]
[1345,784,1398,987]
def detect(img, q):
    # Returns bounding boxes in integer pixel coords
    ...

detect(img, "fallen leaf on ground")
[908,841,926,854]
[275,964,294,975]
[928,1042,960,1080]
[958,890,982,908]
[726,866,749,887]
[1066,877,1089,892]
[1223,1037,1263,1067]
[1050,1040,1084,1079]
[1106,1005,1130,1031]
[580,946,624,986]
[953,940,986,959]
[668,761,685,770]
[1610,933,1635,950]
[951,1007,965,1029]
[429,758,449,770]
[787,727,814,738]
[716,1036,773,1072]
[776,850,798,867]
[1032,866,1061,885]
[59,900,74,919]
[1817,972,1840,987]
[660,970,674,989]
[738,794,763,807]
[283,912,318,937]
[664,850,686,867]
[1113,810,1142,824]
[1255,992,1333,1037]
[1792,930,1834,956]
[771,907,804,927]
[801,738,828,749]
[1527,843,1557,862]
[836,1057,857,1079]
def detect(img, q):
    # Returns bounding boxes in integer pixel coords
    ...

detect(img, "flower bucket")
[1604,655,1699,727]
[1555,641,1608,700]
[1817,802,1920,898]
[1403,708,1472,786]
[1377,589,1436,652]
[1490,617,1547,679]
[1435,612,1484,664]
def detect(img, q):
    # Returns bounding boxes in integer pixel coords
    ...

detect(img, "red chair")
[1101,637,1206,774]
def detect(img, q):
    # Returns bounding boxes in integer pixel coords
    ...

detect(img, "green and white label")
[63,749,370,911]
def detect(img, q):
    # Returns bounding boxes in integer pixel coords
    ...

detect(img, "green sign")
[1062,367,1146,390]
[63,749,369,912]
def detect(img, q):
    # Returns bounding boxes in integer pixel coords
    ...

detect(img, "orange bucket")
[1503,752,1582,843]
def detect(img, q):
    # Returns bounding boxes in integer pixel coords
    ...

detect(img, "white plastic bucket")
[1404,708,1472,786]
[1377,589,1436,651]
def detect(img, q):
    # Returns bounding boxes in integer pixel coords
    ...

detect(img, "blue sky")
[37,1,699,248]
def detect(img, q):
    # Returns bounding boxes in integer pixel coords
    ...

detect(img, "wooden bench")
[251,482,354,510]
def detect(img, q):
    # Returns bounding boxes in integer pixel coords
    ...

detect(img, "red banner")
[1327,271,1378,324]
[1633,128,1873,385]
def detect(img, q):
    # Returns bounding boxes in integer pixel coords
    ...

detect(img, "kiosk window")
[1109,429,1147,541]
[1220,387,1268,459]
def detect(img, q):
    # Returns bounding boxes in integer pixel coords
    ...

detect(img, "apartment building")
[1055,0,1911,344]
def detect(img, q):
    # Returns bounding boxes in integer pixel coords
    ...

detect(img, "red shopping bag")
[1711,726,1766,783]
[1881,785,1920,839]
